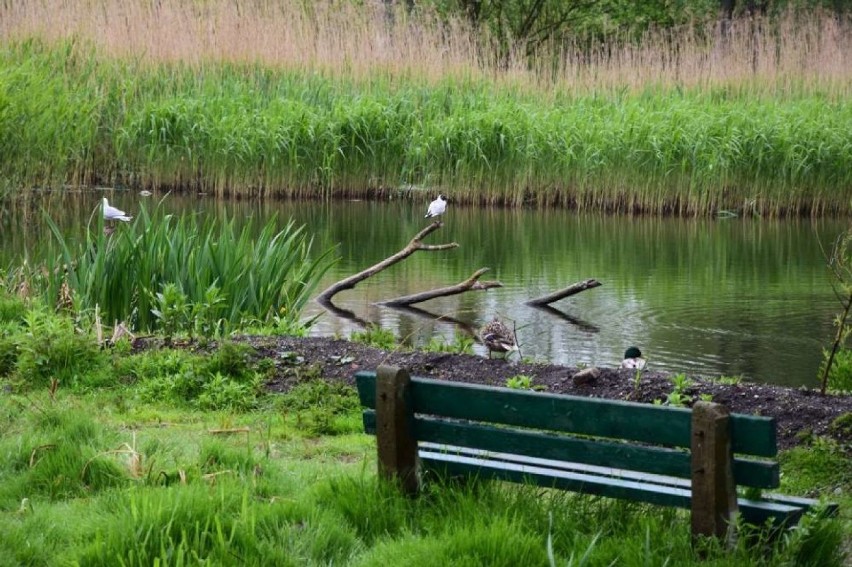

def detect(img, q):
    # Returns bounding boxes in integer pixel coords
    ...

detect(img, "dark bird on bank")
[621,346,647,370]
[424,195,447,219]
[480,317,519,359]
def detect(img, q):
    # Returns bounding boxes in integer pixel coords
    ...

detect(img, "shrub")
[0,322,21,377]
[825,347,852,392]
[131,344,265,410]
[14,309,110,389]
[0,292,26,324]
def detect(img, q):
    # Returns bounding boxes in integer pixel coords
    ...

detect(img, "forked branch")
[316,221,457,305]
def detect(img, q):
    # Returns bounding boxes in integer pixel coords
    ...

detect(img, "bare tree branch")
[380,268,502,307]
[316,221,457,304]
[525,278,602,306]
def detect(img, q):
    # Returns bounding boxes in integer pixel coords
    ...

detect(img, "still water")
[2,191,848,387]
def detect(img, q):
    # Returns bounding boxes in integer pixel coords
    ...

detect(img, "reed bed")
[2,0,849,95]
[1,1,851,215]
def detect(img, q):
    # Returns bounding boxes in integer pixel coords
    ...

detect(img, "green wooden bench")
[355,366,837,542]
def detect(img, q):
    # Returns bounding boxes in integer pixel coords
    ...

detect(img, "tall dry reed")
[0,0,849,96]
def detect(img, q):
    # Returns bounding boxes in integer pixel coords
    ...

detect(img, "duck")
[621,347,646,370]
[480,317,519,359]
[102,197,133,222]
[424,195,447,219]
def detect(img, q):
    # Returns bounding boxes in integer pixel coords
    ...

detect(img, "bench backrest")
[355,370,780,490]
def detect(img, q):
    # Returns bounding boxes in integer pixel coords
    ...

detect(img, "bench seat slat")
[355,372,777,456]
[420,450,808,526]
[362,411,780,488]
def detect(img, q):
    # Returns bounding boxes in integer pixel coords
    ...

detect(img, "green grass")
[0,305,847,565]
[2,40,852,215]
[0,384,847,566]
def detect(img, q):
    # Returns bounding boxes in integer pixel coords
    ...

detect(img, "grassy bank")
[1,1,851,215]
[0,356,848,565]
[0,297,849,564]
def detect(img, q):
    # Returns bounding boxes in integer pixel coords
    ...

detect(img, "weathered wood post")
[691,401,738,547]
[375,365,419,495]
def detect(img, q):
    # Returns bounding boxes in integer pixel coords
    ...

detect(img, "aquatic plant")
[40,204,336,333]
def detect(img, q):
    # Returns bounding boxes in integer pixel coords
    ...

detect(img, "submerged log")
[380,268,502,307]
[316,221,457,305]
[525,278,602,307]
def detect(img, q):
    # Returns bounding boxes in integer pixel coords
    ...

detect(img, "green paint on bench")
[355,372,777,456]
[361,411,780,488]
[356,370,836,527]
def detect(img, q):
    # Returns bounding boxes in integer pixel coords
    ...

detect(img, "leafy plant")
[822,347,852,393]
[130,343,265,410]
[818,226,852,395]
[196,372,261,412]
[350,327,397,350]
[631,368,642,397]
[0,321,21,377]
[14,308,110,389]
[0,292,26,323]
[423,335,475,354]
[665,373,694,407]
[664,391,691,407]
[506,375,533,390]
[150,283,191,344]
[713,375,743,385]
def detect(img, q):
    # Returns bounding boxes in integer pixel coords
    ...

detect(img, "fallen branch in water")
[525,279,602,307]
[380,268,502,307]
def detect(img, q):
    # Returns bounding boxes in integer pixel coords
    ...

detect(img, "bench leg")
[376,365,419,495]
[691,401,738,548]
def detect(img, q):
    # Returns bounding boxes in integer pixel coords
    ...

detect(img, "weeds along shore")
[1,2,851,216]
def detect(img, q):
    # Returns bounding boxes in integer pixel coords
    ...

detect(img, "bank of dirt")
[219,335,852,452]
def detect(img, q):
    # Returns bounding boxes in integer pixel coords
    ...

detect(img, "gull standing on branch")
[102,197,133,222]
[424,195,447,219]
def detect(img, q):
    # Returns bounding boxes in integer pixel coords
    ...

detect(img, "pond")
[1,191,847,388]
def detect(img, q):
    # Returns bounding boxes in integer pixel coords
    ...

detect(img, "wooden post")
[691,401,738,547]
[375,365,419,495]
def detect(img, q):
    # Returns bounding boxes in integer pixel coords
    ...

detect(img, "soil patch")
[135,335,852,451]
[224,335,852,452]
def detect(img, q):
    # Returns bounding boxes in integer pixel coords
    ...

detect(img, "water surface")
[2,191,846,387]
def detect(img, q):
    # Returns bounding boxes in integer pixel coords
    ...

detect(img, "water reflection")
[1,190,847,387]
